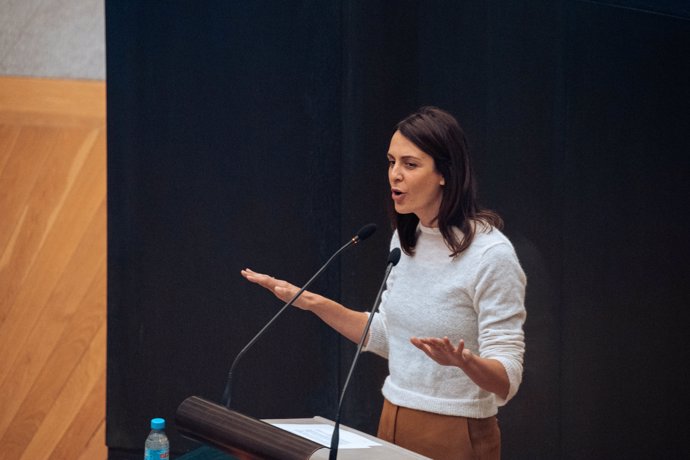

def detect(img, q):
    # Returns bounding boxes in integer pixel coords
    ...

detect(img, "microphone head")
[388,248,401,266]
[354,223,377,243]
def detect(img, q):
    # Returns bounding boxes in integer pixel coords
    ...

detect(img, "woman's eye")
[406,162,417,168]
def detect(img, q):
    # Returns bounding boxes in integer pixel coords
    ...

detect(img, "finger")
[242,268,274,278]
[252,274,278,288]
[410,338,433,354]
[412,337,434,345]
[241,268,266,281]
[410,337,428,350]
[426,337,449,349]
[441,337,455,351]
[420,341,449,357]
[241,270,286,293]
[414,337,434,344]
[418,339,446,356]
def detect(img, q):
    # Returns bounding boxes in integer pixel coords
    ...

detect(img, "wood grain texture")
[0,76,106,459]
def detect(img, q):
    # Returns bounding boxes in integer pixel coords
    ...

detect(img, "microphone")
[221,223,377,408]
[329,247,401,459]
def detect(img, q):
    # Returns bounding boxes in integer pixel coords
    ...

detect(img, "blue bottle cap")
[150,418,165,430]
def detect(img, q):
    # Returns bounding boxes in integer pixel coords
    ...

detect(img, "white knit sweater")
[365,223,526,418]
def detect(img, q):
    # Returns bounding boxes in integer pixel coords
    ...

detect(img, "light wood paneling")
[0,76,106,459]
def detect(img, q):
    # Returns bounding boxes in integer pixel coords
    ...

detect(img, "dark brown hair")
[392,106,503,257]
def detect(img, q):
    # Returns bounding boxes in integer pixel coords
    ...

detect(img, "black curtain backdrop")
[106,1,690,458]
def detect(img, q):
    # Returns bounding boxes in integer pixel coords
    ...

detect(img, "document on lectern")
[270,423,382,449]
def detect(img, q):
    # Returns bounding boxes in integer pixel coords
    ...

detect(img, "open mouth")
[391,189,405,201]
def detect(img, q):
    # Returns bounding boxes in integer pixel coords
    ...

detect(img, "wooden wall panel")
[0,76,106,459]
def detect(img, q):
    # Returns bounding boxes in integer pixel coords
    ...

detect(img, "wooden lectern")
[176,396,430,459]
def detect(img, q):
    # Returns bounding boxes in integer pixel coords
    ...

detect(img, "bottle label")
[144,449,169,459]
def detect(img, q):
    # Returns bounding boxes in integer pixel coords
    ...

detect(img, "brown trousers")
[377,399,501,460]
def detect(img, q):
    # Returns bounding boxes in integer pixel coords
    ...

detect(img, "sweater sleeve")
[473,241,527,406]
[364,303,389,359]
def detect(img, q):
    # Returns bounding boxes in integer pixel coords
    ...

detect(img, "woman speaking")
[242,106,526,460]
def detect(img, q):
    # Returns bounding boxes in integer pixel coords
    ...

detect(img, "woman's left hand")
[410,336,474,369]
[411,336,510,399]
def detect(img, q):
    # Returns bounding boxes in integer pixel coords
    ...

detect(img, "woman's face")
[387,130,445,227]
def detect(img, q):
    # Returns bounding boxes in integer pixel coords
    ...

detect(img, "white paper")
[271,423,381,449]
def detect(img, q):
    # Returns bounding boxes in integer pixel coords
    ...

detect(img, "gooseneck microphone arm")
[221,223,377,409]
[329,247,401,460]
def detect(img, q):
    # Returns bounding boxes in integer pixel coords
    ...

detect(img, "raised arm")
[241,268,369,344]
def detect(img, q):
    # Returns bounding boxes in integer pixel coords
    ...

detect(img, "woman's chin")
[394,205,410,215]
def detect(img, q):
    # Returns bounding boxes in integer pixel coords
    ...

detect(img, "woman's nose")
[390,165,402,182]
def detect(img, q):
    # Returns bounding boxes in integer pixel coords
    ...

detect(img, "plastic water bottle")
[144,418,169,459]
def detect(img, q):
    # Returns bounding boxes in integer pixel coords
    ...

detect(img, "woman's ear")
[440,176,446,186]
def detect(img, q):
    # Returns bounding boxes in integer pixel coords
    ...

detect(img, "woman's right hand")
[242,268,369,344]
[240,268,309,310]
